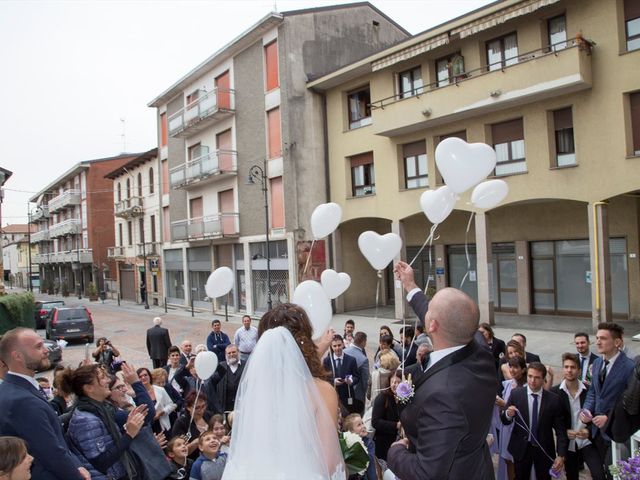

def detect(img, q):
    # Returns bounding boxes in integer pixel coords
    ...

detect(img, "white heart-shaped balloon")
[420,185,457,224]
[310,202,342,239]
[358,231,403,271]
[194,351,218,380]
[471,179,509,210]
[205,267,234,298]
[320,269,351,300]
[435,137,496,194]
[292,280,333,340]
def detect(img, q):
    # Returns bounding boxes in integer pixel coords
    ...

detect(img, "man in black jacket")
[322,334,360,413]
[146,317,172,368]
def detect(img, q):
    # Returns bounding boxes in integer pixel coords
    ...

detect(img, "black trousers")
[565,444,606,480]
[514,443,553,480]
[152,358,167,369]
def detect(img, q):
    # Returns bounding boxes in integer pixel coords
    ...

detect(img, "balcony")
[36,249,93,264]
[115,196,144,218]
[169,150,238,189]
[370,39,593,137]
[49,219,81,238]
[31,229,50,243]
[107,246,127,260]
[171,213,239,242]
[32,206,49,222]
[136,242,161,258]
[48,190,81,213]
[168,88,235,138]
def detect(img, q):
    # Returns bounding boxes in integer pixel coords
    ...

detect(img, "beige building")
[310,0,640,326]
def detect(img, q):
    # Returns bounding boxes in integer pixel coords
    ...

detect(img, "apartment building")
[104,149,162,305]
[148,3,409,313]
[30,153,141,297]
[310,0,640,325]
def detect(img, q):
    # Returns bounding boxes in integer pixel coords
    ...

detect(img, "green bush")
[0,292,36,334]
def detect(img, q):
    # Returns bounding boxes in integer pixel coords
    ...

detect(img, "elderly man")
[178,339,194,367]
[0,328,91,479]
[205,344,245,413]
[389,262,497,480]
[234,315,258,363]
[146,316,172,368]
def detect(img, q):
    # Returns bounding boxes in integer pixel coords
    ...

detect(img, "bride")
[222,303,345,479]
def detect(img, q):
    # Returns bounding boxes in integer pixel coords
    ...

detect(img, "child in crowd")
[166,436,194,480]
[190,430,227,480]
[0,436,33,480]
[343,413,377,480]
[207,414,231,454]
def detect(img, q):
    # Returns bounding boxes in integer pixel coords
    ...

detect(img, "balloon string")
[187,380,202,435]
[374,271,381,321]
[408,223,438,267]
[513,410,557,463]
[302,239,316,279]
[459,212,475,289]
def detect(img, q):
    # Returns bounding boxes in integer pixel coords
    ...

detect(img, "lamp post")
[246,159,272,310]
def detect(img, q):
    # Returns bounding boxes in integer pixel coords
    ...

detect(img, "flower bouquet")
[610,449,640,480]
[339,431,370,476]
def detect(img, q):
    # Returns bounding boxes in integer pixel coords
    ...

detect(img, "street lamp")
[246,159,272,310]
[27,204,33,292]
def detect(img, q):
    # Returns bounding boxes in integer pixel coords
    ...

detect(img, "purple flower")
[396,382,412,397]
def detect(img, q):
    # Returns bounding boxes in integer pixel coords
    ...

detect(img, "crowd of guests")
[0,308,639,480]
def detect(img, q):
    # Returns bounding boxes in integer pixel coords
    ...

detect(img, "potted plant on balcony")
[87,282,99,301]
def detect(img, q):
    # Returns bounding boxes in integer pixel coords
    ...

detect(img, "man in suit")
[551,353,605,480]
[398,326,418,368]
[323,334,360,414]
[574,332,598,385]
[344,331,369,415]
[146,316,172,368]
[206,319,231,363]
[0,328,91,480]
[389,261,498,480]
[502,362,568,479]
[178,339,194,366]
[581,322,635,478]
[205,344,245,413]
[512,333,541,363]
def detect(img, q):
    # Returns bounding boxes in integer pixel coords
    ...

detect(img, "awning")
[372,33,449,72]
[451,0,561,38]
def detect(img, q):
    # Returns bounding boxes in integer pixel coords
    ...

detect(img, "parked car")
[43,339,62,368]
[46,306,94,343]
[34,301,65,329]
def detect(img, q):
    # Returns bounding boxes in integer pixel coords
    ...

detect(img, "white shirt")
[228,363,240,374]
[425,345,465,371]
[8,371,40,390]
[559,379,590,451]
[601,351,620,377]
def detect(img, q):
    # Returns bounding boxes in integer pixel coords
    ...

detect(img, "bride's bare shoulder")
[314,378,339,427]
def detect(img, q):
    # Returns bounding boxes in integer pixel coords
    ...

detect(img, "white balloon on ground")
[420,185,457,224]
[358,231,403,271]
[292,280,333,340]
[194,351,218,380]
[320,269,351,300]
[310,202,342,239]
[205,267,234,298]
[471,179,509,210]
[435,137,497,194]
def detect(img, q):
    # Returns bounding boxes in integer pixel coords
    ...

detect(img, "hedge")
[0,292,35,334]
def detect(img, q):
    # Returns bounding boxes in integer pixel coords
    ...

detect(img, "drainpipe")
[592,201,608,324]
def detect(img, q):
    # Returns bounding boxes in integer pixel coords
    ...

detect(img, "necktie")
[580,357,587,380]
[599,360,610,386]
[530,393,539,441]
[336,358,342,374]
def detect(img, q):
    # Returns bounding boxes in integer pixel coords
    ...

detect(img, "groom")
[388,261,497,480]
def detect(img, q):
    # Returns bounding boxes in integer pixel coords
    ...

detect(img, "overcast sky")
[0,0,493,226]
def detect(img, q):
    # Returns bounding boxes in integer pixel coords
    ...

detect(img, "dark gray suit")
[146,325,172,368]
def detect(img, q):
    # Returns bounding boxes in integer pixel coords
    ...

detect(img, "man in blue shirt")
[206,319,230,363]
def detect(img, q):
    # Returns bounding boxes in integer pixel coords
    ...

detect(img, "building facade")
[30,154,141,296]
[149,4,409,314]
[105,149,163,305]
[310,0,640,325]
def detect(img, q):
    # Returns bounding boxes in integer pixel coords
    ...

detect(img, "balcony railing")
[48,190,81,213]
[169,150,238,189]
[114,196,144,218]
[35,249,93,264]
[107,246,127,259]
[171,213,239,242]
[168,88,235,138]
[31,229,50,243]
[31,206,49,222]
[136,242,161,257]
[49,219,81,238]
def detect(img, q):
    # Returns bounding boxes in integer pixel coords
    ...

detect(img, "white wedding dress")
[222,327,345,479]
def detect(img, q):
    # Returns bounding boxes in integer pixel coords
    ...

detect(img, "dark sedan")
[34,300,65,329]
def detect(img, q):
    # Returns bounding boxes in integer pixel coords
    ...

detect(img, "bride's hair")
[258,303,330,381]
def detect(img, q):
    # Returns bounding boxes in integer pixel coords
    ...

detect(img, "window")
[139,218,145,243]
[269,177,284,229]
[264,40,279,91]
[267,107,281,159]
[491,118,526,176]
[186,90,200,107]
[350,152,375,196]
[553,108,575,166]
[163,206,170,242]
[188,143,208,161]
[161,160,169,195]
[127,221,133,246]
[190,197,203,219]
[125,179,131,198]
[117,183,122,202]
[486,33,518,71]
[215,71,231,110]
[403,141,428,189]
[118,223,123,247]
[160,112,168,147]
[436,53,465,87]
[137,172,143,197]
[548,15,567,50]
[398,67,423,98]
[347,87,372,129]
[150,215,156,243]
[625,0,640,51]
[631,92,640,155]
[148,168,154,194]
